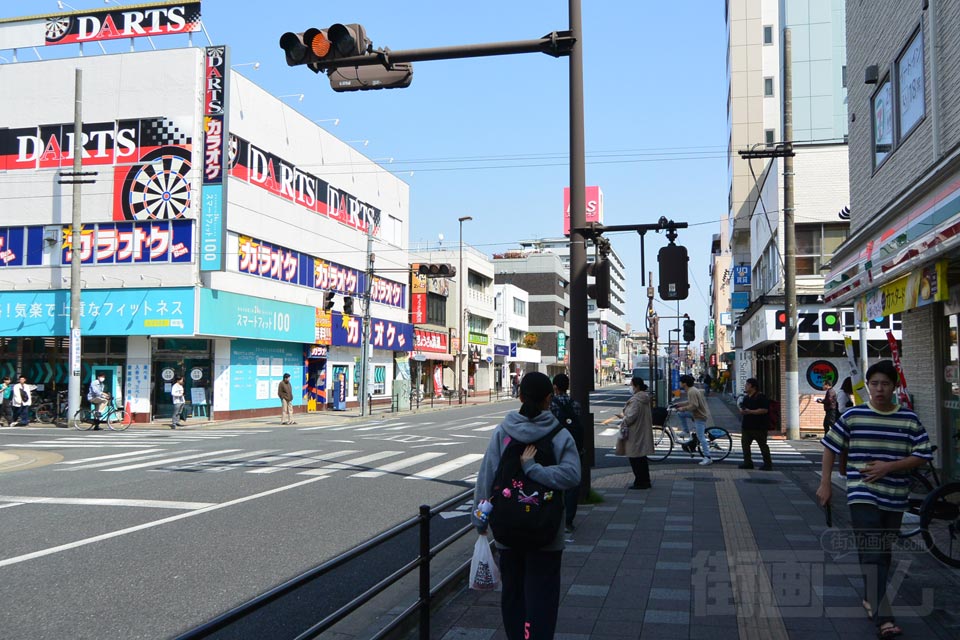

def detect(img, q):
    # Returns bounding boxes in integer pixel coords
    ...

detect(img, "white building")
[0,16,410,420]
[493,284,541,392]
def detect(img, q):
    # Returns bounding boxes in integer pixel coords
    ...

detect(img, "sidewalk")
[427,397,960,640]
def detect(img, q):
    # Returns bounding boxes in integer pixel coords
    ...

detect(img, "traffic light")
[279,23,371,73]
[416,263,457,278]
[323,290,335,312]
[343,296,354,316]
[683,319,696,343]
[658,244,689,301]
[328,63,413,92]
[587,258,611,309]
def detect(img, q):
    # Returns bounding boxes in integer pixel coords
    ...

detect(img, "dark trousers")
[1,400,12,425]
[629,456,650,487]
[850,504,903,626]
[740,429,772,467]
[17,405,30,425]
[564,453,584,527]
[823,410,839,433]
[499,548,563,640]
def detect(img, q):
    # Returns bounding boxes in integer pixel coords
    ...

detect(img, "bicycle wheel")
[71,408,94,431]
[648,426,673,462]
[702,427,732,461]
[107,409,132,431]
[920,482,960,568]
[35,403,55,424]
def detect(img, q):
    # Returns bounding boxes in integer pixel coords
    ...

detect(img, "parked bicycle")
[648,406,733,463]
[898,440,960,567]
[71,395,131,431]
[33,390,68,425]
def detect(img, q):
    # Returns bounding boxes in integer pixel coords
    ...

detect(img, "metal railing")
[175,488,477,640]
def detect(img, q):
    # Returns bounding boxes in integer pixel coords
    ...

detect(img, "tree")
[522,333,539,348]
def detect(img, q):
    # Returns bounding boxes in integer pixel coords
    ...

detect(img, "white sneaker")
[698,458,713,466]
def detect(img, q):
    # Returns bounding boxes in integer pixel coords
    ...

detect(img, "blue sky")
[0,0,729,351]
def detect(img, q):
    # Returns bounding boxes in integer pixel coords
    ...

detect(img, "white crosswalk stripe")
[59,449,166,465]
[472,424,499,432]
[351,452,446,478]
[244,450,325,474]
[405,454,484,480]
[298,450,404,476]
[62,451,185,471]
[167,450,281,473]
[6,430,272,450]
[107,449,243,472]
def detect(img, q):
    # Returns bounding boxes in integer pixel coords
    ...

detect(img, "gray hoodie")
[472,408,581,551]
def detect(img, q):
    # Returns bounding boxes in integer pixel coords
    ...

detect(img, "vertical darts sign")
[200,45,230,272]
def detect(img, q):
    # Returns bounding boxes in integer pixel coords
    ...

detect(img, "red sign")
[709,354,717,366]
[562,185,603,235]
[410,293,427,325]
[414,329,448,353]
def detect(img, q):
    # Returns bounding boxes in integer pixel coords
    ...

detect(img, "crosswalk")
[3,430,272,449]
[55,447,486,481]
[298,420,502,434]
[602,438,812,466]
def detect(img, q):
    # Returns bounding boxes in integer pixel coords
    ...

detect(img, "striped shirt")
[821,403,932,511]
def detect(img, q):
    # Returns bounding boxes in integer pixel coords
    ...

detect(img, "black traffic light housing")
[343,296,354,316]
[416,263,457,278]
[658,243,689,301]
[329,64,413,92]
[279,23,371,73]
[587,258,611,309]
[683,318,696,343]
[323,290,335,312]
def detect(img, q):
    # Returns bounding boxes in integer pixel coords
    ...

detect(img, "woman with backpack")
[472,371,581,640]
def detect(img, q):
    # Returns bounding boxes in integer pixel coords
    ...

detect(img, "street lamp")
[346,139,370,147]
[278,93,305,102]
[314,118,340,126]
[458,215,473,404]
[232,62,260,71]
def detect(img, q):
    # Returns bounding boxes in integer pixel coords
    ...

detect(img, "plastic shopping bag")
[468,535,500,591]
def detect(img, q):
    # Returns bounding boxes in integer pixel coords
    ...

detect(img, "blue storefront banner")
[62,220,193,265]
[0,226,44,267]
[733,265,751,286]
[0,287,195,337]
[330,312,412,351]
[198,289,315,343]
[228,338,303,411]
[200,185,224,272]
[494,344,510,357]
[731,291,750,310]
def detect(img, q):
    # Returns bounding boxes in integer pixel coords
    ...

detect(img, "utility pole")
[359,220,375,417]
[57,70,96,424]
[783,28,800,440]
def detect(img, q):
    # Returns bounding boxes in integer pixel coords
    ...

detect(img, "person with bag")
[472,371,580,640]
[0,376,13,427]
[738,377,773,470]
[549,373,583,534]
[605,377,654,489]
[11,375,32,426]
[170,375,185,429]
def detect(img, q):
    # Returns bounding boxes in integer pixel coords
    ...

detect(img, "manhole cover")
[681,476,721,483]
[741,478,782,485]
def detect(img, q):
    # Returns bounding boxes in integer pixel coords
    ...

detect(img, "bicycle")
[71,395,131,431]
[897,441,960,567]
[33,390,68,425]
[648,406,732,463]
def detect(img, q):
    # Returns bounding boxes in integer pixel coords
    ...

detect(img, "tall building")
[725,0,876,434]
[515,238,627,382]
[493,284,541,392]
[707,225,732,382]
[830,1,960,478]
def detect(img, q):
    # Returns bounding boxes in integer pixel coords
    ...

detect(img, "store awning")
[412,351,454,362]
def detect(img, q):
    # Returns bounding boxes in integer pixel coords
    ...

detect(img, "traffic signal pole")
[359,221,374,417]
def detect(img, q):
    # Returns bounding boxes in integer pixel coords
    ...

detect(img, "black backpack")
[554,400,584,454]
[489,425,566,550]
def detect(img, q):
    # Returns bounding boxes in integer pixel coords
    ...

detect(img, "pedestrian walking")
[836,376,854,413]
[170,375,185,429]
[549,373,583,533]
[605,377,654,489]
[278,373,295,424]
[675,374,714,465]
[703,373,712,396]
[472,371,580,640]
[820,379,839,434]
[11,375,32,426]
[737,377,773,470]
[816,360,932,639]
[0,376,13,427]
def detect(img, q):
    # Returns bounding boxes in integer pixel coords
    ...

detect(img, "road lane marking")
[472,424,499,432]
[169,450,281,473]
[598,428,620,437]
[0,475,330,569]
[245,450,325,474]
[59,449,165,465]
[350,452,446,478]
[8,443,160,449]
[405,454,484,480]
[298,450,402,475]
[63,451,187,471]
[106,449,242,472]
[0,496,215,510]
[444,421,486,431]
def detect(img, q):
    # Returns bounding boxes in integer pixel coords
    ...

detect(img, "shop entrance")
[151,339,212,421]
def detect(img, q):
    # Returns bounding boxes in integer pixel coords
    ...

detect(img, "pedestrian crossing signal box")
[658,244,689,301]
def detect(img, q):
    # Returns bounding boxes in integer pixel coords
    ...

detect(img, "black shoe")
[92,426,101,431]
[738,463,754,469]
[630,482,652,490]
[759,464,773,471]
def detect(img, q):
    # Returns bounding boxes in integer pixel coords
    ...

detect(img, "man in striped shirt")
[816,360,932,639]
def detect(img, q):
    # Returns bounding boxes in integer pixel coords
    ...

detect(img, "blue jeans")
[678,412,709,459]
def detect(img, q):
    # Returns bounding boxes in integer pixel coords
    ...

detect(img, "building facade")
[829,0,960,478]
[493,284,541,393]
[0,39,411,419]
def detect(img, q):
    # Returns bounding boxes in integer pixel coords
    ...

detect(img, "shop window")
[373,365,386,395]
[427,292,446,325]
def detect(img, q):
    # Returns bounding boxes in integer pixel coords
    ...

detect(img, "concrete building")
[708,225,732,385]
[0,13,411,420]
[725,0,872,434]
[491,249,569,379]
[828,1,960,479]
[515,238,627,383]
[411,247,496,396]
[493,284,541,393]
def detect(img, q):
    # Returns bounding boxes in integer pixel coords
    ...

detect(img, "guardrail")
[175,488,477,640]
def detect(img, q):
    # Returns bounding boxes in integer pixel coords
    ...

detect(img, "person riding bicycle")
[674,374,713,466]
[87,374,110,428]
